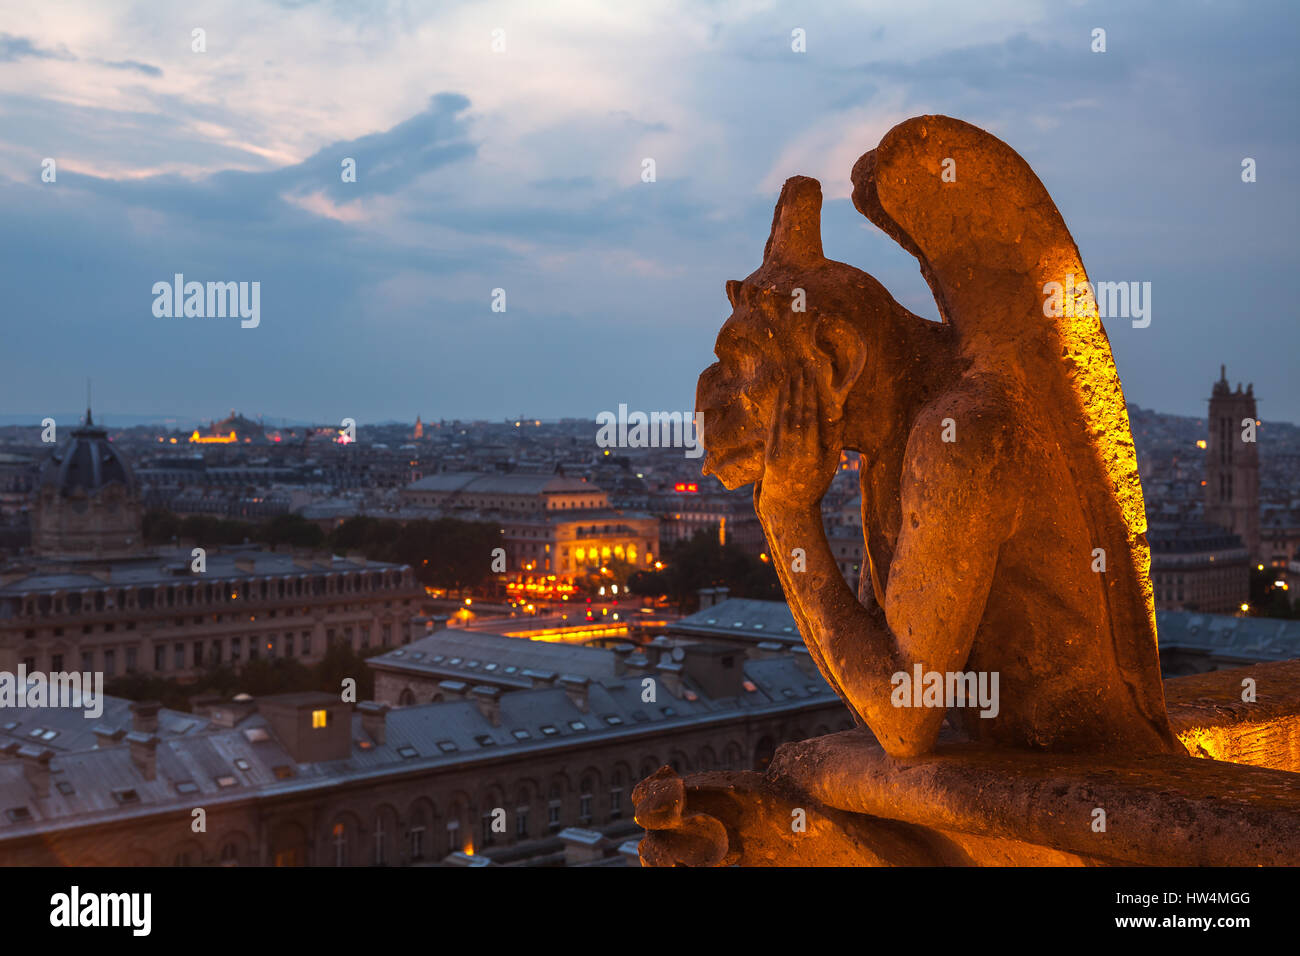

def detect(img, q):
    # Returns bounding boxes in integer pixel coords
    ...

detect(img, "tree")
[628,526,781,609]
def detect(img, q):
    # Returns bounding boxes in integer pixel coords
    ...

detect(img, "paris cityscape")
[0,0,1296,938]
[0,370,1296,867]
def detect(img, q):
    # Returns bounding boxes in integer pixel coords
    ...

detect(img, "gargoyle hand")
[756,366,841,515]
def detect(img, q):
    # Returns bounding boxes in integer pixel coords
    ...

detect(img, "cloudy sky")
[1,0,1297,425]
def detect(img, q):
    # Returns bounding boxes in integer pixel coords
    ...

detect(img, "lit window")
[311,709,328,729]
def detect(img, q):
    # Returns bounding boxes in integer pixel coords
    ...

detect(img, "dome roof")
[39,409,137,497]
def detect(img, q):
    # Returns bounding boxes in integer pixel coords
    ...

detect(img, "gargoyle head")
[696,176,903,490]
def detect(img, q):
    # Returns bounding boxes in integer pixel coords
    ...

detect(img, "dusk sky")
[1,0,1297,425]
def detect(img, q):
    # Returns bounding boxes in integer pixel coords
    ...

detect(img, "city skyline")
[2,1,1298,423]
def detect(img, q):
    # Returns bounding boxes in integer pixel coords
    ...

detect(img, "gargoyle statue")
[695,115,1184,759]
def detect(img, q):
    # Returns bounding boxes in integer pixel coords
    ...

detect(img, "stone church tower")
[1204,366,1260,560]
[31,407,143,559]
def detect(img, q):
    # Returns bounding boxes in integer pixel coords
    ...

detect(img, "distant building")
[823,496,864,592]
[3,411,424,679]
[1149,522,1250,614]
[402,472,606,512]
[30,409,143,561]
[0,548,424,680]
[1204,366,1260,560]
[401,472,659,586]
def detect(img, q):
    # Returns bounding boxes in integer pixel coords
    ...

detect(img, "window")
[446,818,461,854]
[548,785,562,830]
[301,631,311,655]
[332,822,348,867]
[516,806,529,839]
[51,654,63,672]
[81,652,93,672]
[409,825,425,861]
[174,643,185,668]
[374,816,387,865]
[103,650,115,677]
[231,637,241,661]
[311,709,328,729]
[193,641,203,668]
[610,786,623,819]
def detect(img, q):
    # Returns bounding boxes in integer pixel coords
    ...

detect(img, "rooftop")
[0,655,836,841]
[0,548,411,595]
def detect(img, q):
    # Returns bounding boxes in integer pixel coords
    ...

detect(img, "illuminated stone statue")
[635,117,1300,867]
[696,114,1181,758]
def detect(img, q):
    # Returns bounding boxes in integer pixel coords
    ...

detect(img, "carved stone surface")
[695,115,1182,759]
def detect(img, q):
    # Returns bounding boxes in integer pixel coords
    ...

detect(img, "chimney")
[471,685,501,726]
[610,643,634,676]
[558,827,606,865]
[293,550,314,570]
[358,701,389,745]
[521,669,557,689]
[561,675,590,713]
[697,587,716,609]
[19,746,52,797]
[656,660,685,697]
[126,732,158,781]
[93,726,125,748]
[714,586,730,605]
[624,654,652,678]
[437,680,469,701]
[130,700,161,735]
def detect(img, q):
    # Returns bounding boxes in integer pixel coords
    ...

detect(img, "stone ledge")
[1165,659,1300,772]
[768,729,1300,866]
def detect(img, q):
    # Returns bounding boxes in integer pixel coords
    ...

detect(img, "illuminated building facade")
[401,473,659,590]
